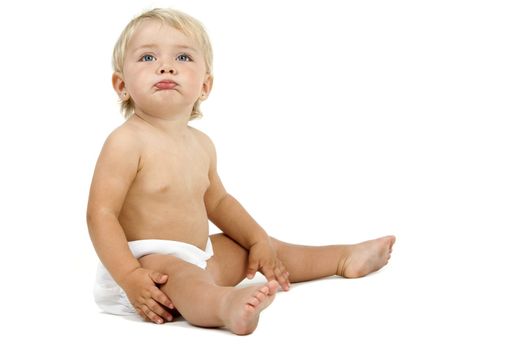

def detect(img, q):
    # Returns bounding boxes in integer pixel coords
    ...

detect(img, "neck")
[132,110,191,136]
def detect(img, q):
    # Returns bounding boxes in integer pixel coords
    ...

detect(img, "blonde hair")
[112,8,213,119]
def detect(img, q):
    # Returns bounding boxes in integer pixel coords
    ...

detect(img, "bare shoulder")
[102,120,144,154]
[89,121,146,212]
[94,120,148,176]
[189,126,216,158]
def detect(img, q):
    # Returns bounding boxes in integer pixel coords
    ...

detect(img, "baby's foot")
[337,236,396,278]
[222,280,279,335]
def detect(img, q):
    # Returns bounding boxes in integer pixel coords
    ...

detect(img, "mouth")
[154,80,177,90]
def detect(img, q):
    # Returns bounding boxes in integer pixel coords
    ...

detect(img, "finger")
[146,298,173,322]
[278,262,291,284]
[261,265,276,283]
[275,266,290,291]
[140,304,164,324]
[135,307,148,322]
[149,270,168,284]
[152,287,175,309]
[246,259,259,279]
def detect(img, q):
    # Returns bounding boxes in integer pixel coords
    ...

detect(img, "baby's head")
[112,8,213,119]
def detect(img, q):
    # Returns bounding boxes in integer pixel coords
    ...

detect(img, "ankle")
[335,245,352,277]
[218,288,234,326]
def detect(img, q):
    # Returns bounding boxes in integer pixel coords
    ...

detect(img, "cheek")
[187,69,208,87]
[125,71,148,91]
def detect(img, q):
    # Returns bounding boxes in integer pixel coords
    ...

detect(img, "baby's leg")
[139,254,278,335]
[207,234,395,285]
[272,235,396,282]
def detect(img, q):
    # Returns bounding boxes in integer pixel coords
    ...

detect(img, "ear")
[112,72,130,101]
[199,74,213,101]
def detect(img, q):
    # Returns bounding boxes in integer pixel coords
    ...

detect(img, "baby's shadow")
[121,311,232,335]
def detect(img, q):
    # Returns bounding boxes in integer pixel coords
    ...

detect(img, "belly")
[119,197,210,251]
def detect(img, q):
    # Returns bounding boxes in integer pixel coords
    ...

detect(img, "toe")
[258,286,270,295]
[248,296,260,307]
[256,290,269,301]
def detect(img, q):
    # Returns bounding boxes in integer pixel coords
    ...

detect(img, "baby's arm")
[200,132,290,290]
[87,129,174,323]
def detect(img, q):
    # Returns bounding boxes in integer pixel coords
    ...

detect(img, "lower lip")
[155,82,177,90]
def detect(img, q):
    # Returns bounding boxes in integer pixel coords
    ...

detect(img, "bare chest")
[132,142,210,199]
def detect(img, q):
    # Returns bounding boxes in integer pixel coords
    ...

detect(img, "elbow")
[86,206,117,232]
[86,209,96,229]
[86,203,100,227]
[86,208,100,235]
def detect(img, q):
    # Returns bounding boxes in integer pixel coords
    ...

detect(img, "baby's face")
[118,20,211,118]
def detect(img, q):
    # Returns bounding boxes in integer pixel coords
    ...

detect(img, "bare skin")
[338,236,396,278]
[222,281,279,335]
[137,234,394,334]
[206,234,396,287]
[87,19,396,333]
[138,252,279,335]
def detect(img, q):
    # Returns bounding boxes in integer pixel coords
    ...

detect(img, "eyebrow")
[132,44,198,54]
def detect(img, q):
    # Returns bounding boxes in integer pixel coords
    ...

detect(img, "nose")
[157,60,176,75]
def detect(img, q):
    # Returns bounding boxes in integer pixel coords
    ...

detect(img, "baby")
[87,8,395,335]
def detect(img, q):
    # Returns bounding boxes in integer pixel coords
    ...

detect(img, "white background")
[1,0,524,348]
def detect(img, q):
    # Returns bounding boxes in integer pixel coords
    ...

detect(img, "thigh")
[139,253,214,284]
[206,233,249,286]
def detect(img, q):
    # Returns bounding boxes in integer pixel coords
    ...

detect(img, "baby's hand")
[246,240,290,291]
[121,267,175,324]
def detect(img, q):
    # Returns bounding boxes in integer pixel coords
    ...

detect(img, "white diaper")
[93,239,214,316]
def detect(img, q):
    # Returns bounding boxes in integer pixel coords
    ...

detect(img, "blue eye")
[177,54,192,62]
[140,54,156,62]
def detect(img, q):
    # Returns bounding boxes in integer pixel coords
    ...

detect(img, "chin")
[145,106,192,120]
